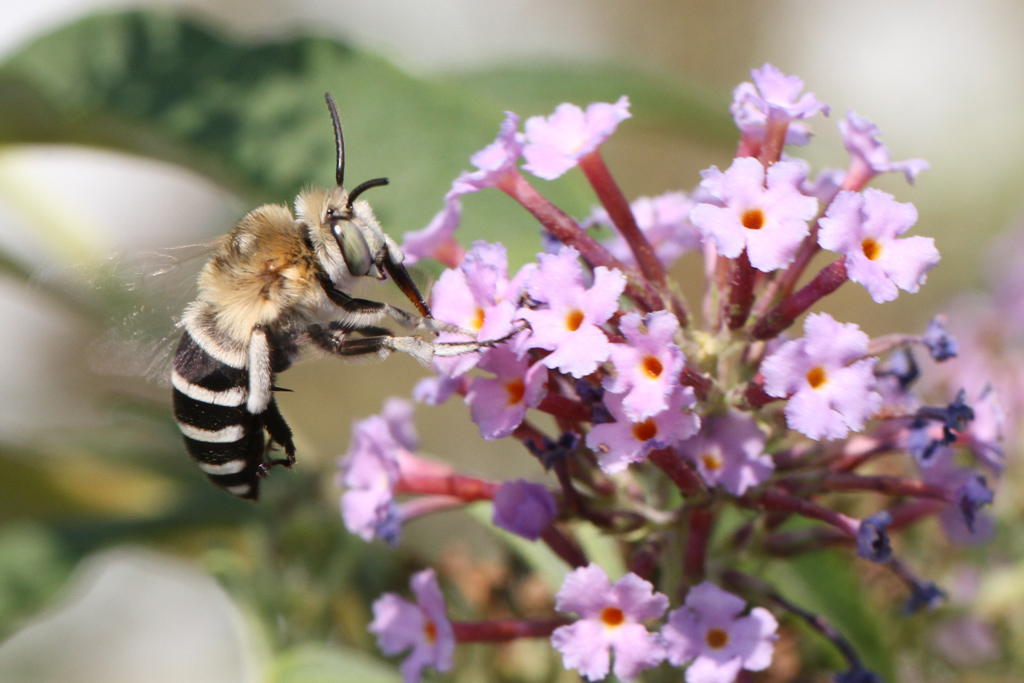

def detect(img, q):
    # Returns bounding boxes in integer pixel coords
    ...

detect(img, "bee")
[172,93,503,500]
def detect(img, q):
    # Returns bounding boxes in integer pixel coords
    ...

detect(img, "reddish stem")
[757,115,790,166]
[396,473,500,501]
[540,526,589,568]
[648,448,705,496]
[536,394,591,423]
[819,473,953,503]
[751,258,848,340]
[452,618,570,643]
[748,488,859,538]
[726,250,756,329]
[578,150,667,287]
[499,170,662,311]
[684,507,714,583]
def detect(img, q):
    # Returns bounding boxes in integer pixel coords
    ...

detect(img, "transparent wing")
[43,242,219,387]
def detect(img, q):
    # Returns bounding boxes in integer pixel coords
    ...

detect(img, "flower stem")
[578,150,667,287]
[452,618,571,643]
[726,250,755,329]
[499,170,663,311]
[751,258,848,340]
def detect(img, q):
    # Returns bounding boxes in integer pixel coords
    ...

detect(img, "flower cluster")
[339,64,1005,682]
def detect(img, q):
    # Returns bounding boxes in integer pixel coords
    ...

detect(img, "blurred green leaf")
[765,548,895,681]
[273,645,399,683]
[440,63,735,143]
[0,10,736,278]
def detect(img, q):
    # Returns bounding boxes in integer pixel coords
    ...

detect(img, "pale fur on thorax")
[197,203,324,344]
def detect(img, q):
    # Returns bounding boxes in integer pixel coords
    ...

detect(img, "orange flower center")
[705,627,729,649]
[742,208,765,230]
[601,606,625,627]
[472,306,486,331]
[424,619,437,644]
[861,237,881,261]
[505,379,526,406]
[700,451,723,471]
[806,365,827,389]
[633,419,658,442]
[642,355,664,379]
[565,309,585,332]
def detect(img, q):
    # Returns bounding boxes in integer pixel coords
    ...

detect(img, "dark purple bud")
[923,316,958,361]
[856,511,893,563]
[903,580,946,615]
[957,475,994,533]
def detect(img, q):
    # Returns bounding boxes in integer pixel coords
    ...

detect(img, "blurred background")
[2,1,1024,681]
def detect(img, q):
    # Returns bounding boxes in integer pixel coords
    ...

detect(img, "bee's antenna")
[325,92,345,188]
[346,177,390,211]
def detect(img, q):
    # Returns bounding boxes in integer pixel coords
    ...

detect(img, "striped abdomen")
[172,330,265,500]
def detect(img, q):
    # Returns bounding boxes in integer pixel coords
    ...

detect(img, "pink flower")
[689,157,818,272]
[585,386,700,474]
[370,569,455,683]
[519,247,626,378]
[429,241,532,377]
[840,110,929,186]
[760,313,882,440]
[818,188,939,303]
[466,345,548,440]
[731,63,829,146]
[523,97,631,180]
[676,411,773,496]
[452,111,524,194]
[604,310,686,421]
[551,564,668,682]
[401,192,464,266]
[662,582,778,683]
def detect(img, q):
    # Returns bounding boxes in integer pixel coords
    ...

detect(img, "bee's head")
[295,93,431,317]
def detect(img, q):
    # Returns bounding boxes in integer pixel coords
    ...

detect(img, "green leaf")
[440,63,736,143]
[764,548,895,680]
[0,10,736,276]
[0,10,526,254]
[273,645,400,683]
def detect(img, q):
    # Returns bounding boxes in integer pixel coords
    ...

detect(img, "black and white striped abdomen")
[172,330,264,500]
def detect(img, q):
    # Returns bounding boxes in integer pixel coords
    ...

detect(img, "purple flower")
[587,191,703,268]
[839,110,929,186]
[731,63,829,146]
[921,450,996,545]
[370,569,455,683]
[760,313,882,440]
[551,564,668,682]
[451,111,525,194]
[412,374,469,406]
[519,246,626,378]
[922,316,958,361]
[430,241,532,377]
[492,479,558,540]
[402,192,464,266]
[604,310,685,421]
[338,410,405,545]
[466,345,548,439]
[585,386,700,474]
[676,411,773,496]
[818,188,939,303]
[662,581,778,683]
[522,96,631,180]
[689,157,818,272]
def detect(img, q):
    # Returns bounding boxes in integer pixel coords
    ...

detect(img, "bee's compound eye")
[333,223,373,276]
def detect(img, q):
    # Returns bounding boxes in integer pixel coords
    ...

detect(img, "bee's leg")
[261,398,296,470]
[316,274,472,336]
[308,323,523,365]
